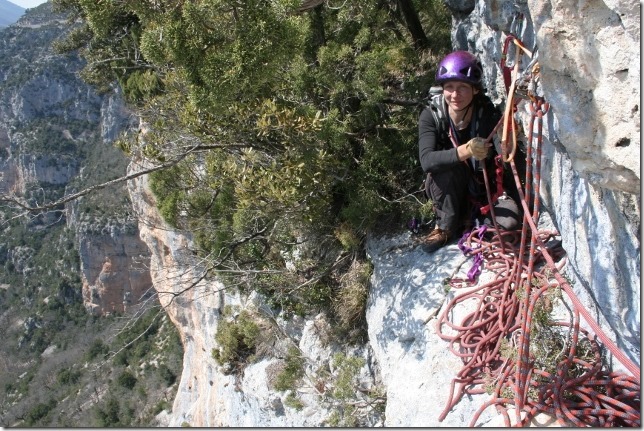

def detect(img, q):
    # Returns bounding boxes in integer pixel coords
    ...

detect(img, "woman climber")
[418,50,521,253]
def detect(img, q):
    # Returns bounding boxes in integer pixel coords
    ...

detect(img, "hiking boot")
[420,227,451,253]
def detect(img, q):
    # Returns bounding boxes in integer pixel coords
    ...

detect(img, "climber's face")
[442,81,479,111]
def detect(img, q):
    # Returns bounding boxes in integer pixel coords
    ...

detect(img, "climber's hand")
[467,137,488,160]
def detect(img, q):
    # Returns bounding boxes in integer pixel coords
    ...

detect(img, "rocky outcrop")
[127,159,230,426]
[128,158,381,427]
[74,219,154,316]
[126,0,639,427]
[527,0,640,362]
[528,0,639,194]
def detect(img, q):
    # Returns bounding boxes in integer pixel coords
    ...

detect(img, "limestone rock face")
[365,234,494,427]
[76,223,154,316]
[127,159,227,426]
[127,160,342,427]
[0,128,81,197]
[126,0,639,427]
[528,0,639,194]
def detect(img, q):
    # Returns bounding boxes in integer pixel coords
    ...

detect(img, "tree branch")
[0,144,202,216]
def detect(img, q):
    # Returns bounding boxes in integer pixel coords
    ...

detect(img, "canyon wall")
[0,6,150,317]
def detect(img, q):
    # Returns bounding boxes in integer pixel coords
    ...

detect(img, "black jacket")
[418,92,502,175]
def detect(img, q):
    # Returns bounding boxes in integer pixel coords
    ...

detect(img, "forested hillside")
[0,4,183,426]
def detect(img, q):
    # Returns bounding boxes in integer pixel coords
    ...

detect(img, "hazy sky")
[11,0,48,8]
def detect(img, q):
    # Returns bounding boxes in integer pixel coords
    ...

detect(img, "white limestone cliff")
[125,0,639,426]
[127,157,500,427]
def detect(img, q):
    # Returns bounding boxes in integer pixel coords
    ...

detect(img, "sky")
[11,0,48,8]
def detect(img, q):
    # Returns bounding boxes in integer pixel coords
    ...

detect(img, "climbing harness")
[435,33,641,427]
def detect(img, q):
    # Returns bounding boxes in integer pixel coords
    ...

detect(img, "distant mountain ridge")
[0,0,25,28]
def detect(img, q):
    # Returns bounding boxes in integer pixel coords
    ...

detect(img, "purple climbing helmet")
[435,51,483,86]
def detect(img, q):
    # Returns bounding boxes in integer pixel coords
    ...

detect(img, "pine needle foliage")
[52,0,451,320]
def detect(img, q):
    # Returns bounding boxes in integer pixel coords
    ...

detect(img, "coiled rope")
[434,35,640,427]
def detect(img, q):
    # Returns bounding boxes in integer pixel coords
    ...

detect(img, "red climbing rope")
[435,36,640,427]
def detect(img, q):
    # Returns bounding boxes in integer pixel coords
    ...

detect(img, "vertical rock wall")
[127,157,228,426]
[445,0,640,364]
[76,223,154,316]
[127,157,343,427]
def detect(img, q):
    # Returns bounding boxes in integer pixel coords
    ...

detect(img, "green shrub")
[332,353,365,400]
[86,339,109,360]
[95,397,121,427]
[121,70,164,103]
[56,368,81,386]
[152,400,170,415]
[284,391,304,411]
[211,309,260,368]
[334,222,362,253]
[113,349,129,366]
[117,371,138,390]
[274,346,305,392]
[24,399,57,426]
[158,364,177,386]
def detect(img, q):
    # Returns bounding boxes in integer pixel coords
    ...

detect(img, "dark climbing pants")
[425,162,522,233]
[424,163,473,233]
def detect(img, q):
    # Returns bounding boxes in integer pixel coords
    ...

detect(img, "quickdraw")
[437,33,641,427]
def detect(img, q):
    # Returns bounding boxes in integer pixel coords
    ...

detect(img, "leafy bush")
[157,364,177,386]
[251,270,334,319]
[332,353,365,401]
[95,397,121,427]
[211,308,261,369]
[24,399,57,426]
[152,400,170,415]
[274,346,305,392]
[121,70,164,103]
[117,371,138,390]
[56,368,81,386]
[324,353,371,426]
[86,339,109,360]
[284,391,305,411]
[42,2,453,407]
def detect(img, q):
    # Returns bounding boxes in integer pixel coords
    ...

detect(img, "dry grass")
[333,259,372,330]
